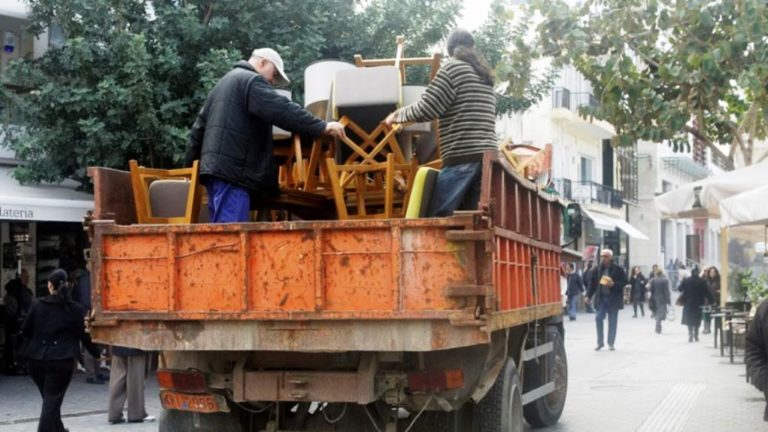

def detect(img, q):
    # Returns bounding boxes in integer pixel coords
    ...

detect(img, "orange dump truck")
[87,152,570,432]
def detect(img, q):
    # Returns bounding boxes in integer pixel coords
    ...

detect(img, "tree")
[476,0,558,115]
[1,0,462,187]
[1,0,552,188]
[532,0,768,167]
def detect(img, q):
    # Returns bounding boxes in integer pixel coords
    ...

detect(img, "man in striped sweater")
[385,29,498,216]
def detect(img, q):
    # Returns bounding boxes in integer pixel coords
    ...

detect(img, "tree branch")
[682,124,729,162]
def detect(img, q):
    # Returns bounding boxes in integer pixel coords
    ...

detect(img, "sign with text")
[0,203,89,222]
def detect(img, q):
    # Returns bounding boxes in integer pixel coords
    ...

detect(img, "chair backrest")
[325,154,417,220]
[333,66,401,132]
[406,167,439,218]
[304,60,356,119]
[129,160,203,224]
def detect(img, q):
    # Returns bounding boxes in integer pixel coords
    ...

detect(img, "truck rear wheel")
[472,357,524,432]
[523,327,568,428]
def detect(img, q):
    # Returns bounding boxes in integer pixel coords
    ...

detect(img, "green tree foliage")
[532,0,768,165]
[475,0,558,115]
[1,0,552,187]
[0,0,462,187]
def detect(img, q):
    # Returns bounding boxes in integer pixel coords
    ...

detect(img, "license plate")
[160,390,229,413]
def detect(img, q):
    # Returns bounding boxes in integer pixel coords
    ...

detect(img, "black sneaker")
[108,418,125,425]
[595,345,604,351]
[609,345,615,351]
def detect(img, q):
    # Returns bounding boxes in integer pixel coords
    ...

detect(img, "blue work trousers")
[427,162,482,217]
[204,178,250,223]
[567,295,579,319]
[595,297,619,347]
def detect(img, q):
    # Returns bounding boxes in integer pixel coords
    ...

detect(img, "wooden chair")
[337,116,406,165]
[128,160,203,224]
[325,154,417,220]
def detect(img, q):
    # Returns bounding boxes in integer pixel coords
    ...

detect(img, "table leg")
[729,321,734,364]
[719,320,725,357]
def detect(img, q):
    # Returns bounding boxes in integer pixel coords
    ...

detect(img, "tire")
[159,408,242,432]
[522,327,568,428]
[471,358,524,432]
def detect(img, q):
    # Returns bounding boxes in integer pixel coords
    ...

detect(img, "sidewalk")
[532,305,765,431]
[0,370,160,432]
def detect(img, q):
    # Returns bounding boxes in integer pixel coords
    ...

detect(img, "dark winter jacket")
[746,300,768,421]
[629,274,647,302]
[184,61,327,197]
[21,293,99,361]
[706,276,721,306]
[566,273,584,297]
[679,275,713,327]
[3,279,33,331]
[70,269,91,311]
[586,262,627,311]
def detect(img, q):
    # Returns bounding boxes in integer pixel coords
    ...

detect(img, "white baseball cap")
[251,48,290,87]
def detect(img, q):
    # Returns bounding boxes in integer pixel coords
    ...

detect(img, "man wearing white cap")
[185,48,346,222]
[585,248,627,351]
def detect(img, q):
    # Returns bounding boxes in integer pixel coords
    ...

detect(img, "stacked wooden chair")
[316,37,443,219]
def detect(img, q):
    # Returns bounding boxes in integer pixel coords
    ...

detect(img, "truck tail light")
[407,369,464,392]
[157,369,208,394]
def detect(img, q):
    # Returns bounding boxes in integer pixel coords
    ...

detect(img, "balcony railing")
[553,178,624,209]
[571,92,598,111]
[552,88,599,113]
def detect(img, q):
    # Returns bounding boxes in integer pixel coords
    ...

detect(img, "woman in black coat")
[702,267,721,334]
[629,267,647,318]
[22,269,100,432]
[679,267,714,343]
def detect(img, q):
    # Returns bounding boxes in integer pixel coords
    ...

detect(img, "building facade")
[497,65,645,269]
[0,2,92,296]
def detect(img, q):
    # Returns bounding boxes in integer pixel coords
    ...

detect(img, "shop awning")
[582,208,649,240]
[0,165,93,222]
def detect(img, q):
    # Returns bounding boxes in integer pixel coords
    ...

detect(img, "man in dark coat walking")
[585,249,627,351]
[679,267,713,342]
[185,47,347,222]
[3,268,33,374]
[565,263,584,321]
[746,300,768,422]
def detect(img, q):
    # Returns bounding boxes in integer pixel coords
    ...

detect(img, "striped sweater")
[393,60,498,166]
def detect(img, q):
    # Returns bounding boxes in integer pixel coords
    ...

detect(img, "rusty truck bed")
[89,153,562,352]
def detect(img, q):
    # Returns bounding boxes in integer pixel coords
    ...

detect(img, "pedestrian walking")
[629,266,647,318]
[21,269,100,432]
[565,263,585,321]
[678,267,713,342]
[583,261,596,313]
[107,346,154,424]
[702,266,721,334]
[69,265,107,384]
[648,269,671,334]
[585,249,627,351]
[3,268,33,375]
[745,299,768,422]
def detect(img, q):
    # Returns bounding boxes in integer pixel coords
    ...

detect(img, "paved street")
[0,304,764,431]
